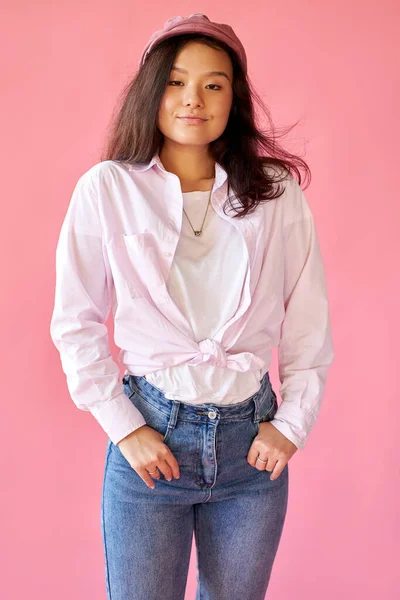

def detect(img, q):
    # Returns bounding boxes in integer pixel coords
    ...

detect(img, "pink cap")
[139,13,247,74]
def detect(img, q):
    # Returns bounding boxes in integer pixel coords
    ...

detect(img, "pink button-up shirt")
[50,154,334,448]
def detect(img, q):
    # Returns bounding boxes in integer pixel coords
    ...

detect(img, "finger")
[247,440,264,467]
[155,458,175,480]
[162,447,181,479]
[255,456,270,471]
[137,468,157,489]
[149,468,160,479]
[270,460,286,481]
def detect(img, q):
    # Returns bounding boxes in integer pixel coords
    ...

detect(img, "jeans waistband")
[122,370,276,423]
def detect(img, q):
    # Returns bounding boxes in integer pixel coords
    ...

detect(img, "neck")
[159,144,215,191]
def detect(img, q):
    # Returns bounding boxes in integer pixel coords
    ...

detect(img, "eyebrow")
[171,66,231,82]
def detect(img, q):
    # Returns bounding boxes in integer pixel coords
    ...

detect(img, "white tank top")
[144,190,266,405]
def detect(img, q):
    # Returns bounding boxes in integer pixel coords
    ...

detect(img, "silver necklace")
[182,186,213,236]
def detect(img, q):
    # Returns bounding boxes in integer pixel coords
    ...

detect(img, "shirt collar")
[127,153,228,189]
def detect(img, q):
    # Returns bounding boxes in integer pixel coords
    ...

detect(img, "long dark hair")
[100,33,311,219]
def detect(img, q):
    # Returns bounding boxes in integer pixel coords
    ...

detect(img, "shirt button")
[164,251,171,256]
[208,410,217,419]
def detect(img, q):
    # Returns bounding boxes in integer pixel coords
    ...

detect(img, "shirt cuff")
[90,392,147,445]
[268,410,316,450]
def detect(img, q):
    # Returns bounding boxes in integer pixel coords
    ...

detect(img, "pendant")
[194,231,202,236]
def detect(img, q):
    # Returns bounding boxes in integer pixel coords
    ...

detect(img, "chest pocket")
[109,232,168,301]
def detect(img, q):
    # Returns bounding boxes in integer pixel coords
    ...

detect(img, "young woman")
[50,13,334,600]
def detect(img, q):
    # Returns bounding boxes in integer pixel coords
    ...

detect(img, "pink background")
[2,2,399,599]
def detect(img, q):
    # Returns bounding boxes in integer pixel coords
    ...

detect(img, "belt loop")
[166,399,180,430]
[252,393,261,425]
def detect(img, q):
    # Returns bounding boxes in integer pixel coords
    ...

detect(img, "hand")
[117,425,180,489]
[247,422,298,480]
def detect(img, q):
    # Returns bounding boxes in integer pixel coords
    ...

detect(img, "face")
[156,41,234,150]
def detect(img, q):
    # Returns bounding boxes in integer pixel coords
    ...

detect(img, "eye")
[168,80,221,90]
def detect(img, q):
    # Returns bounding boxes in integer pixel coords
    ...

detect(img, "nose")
[182,84,204,108]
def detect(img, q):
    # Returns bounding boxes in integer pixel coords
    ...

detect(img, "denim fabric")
[101,371,289,600]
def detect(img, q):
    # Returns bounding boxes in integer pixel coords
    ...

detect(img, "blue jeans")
[101,371,289,600]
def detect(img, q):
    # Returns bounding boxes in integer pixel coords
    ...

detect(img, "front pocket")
[253,392,279,434]
[123,379,136,401]
[124,385,172,443]
[259,393,278,423]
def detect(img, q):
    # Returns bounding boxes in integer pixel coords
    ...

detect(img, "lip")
[178,117,207,124]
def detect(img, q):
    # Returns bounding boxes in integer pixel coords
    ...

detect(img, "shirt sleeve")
[269,176,335,450]
[49,170,147,445]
